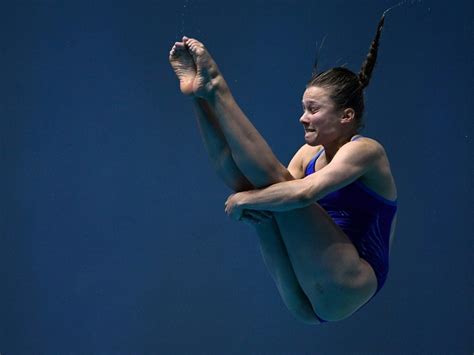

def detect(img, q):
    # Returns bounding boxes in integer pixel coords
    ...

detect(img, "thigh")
[274,203,360,280]
[274,204,377,320]
[254,221,321,324]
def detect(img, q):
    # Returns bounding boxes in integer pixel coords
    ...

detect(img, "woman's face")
[300,86,343,146]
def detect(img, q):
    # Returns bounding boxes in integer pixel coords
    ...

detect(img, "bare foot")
[169,37,196,95]
[184,37,223,99]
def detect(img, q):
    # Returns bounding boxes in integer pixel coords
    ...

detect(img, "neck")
[322,132,359,163]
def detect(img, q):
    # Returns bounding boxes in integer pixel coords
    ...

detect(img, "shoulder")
[347,137,397,200]
[288,144,323,179]
[326,136,389,180]
[338,136,386,163]
[358,136,386,153]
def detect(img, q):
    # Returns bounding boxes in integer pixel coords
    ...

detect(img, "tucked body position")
[169,14,397,324]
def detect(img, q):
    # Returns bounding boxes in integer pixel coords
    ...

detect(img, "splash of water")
[180,0,189,38]
[383,0,424,17]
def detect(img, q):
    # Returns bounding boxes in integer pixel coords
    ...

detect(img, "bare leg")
[195,97,321,323]
[170,41,320,323]
[184,38,293,187]
[185,38,377,321]
[193,98,252,192]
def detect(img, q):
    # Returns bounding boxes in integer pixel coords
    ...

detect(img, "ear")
[340,108,355,124]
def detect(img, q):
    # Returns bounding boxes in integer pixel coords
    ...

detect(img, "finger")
[244,210,272,221]
[259,210,274,219]
[243,210,264,221]
[242,211,269,224]
[240,215,260,225]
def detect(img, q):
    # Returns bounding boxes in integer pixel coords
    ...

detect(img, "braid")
[306,10,396,131]
[358,14,385,89]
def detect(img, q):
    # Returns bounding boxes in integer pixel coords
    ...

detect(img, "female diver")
[169,14,397,324]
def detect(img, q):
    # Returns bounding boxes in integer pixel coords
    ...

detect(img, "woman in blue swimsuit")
[169,14,397,324]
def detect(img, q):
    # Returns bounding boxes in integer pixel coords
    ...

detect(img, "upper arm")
[303,140,384,201]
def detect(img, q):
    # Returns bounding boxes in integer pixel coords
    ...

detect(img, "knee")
[278,166,295,182]
[257,165,294,188]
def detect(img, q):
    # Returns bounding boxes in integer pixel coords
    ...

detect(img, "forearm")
[240,179,314,212]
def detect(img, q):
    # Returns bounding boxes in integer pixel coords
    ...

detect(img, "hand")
[225,192,273,225]
[224,192,246,221]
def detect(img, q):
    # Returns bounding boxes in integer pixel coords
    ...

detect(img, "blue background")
[1,0,472,354]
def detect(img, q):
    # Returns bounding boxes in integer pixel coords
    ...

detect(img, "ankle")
[197,75,230,101]
[210,74,229,96]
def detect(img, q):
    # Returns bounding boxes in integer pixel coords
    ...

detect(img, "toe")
[187,38,199,46]
[191,39,203,47]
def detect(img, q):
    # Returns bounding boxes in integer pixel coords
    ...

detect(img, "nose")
[299,112,309,124]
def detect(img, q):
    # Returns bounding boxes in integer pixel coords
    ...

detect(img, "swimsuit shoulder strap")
[305,136,363,176]
[304,147,325,176]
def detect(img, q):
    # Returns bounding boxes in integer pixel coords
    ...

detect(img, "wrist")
[238,191,255,210]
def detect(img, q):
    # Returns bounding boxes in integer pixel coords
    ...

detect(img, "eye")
[302,104,320,114]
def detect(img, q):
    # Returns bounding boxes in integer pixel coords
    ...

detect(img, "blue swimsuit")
[304,136,397,322]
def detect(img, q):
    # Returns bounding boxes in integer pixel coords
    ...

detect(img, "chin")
[304,137,319,146]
